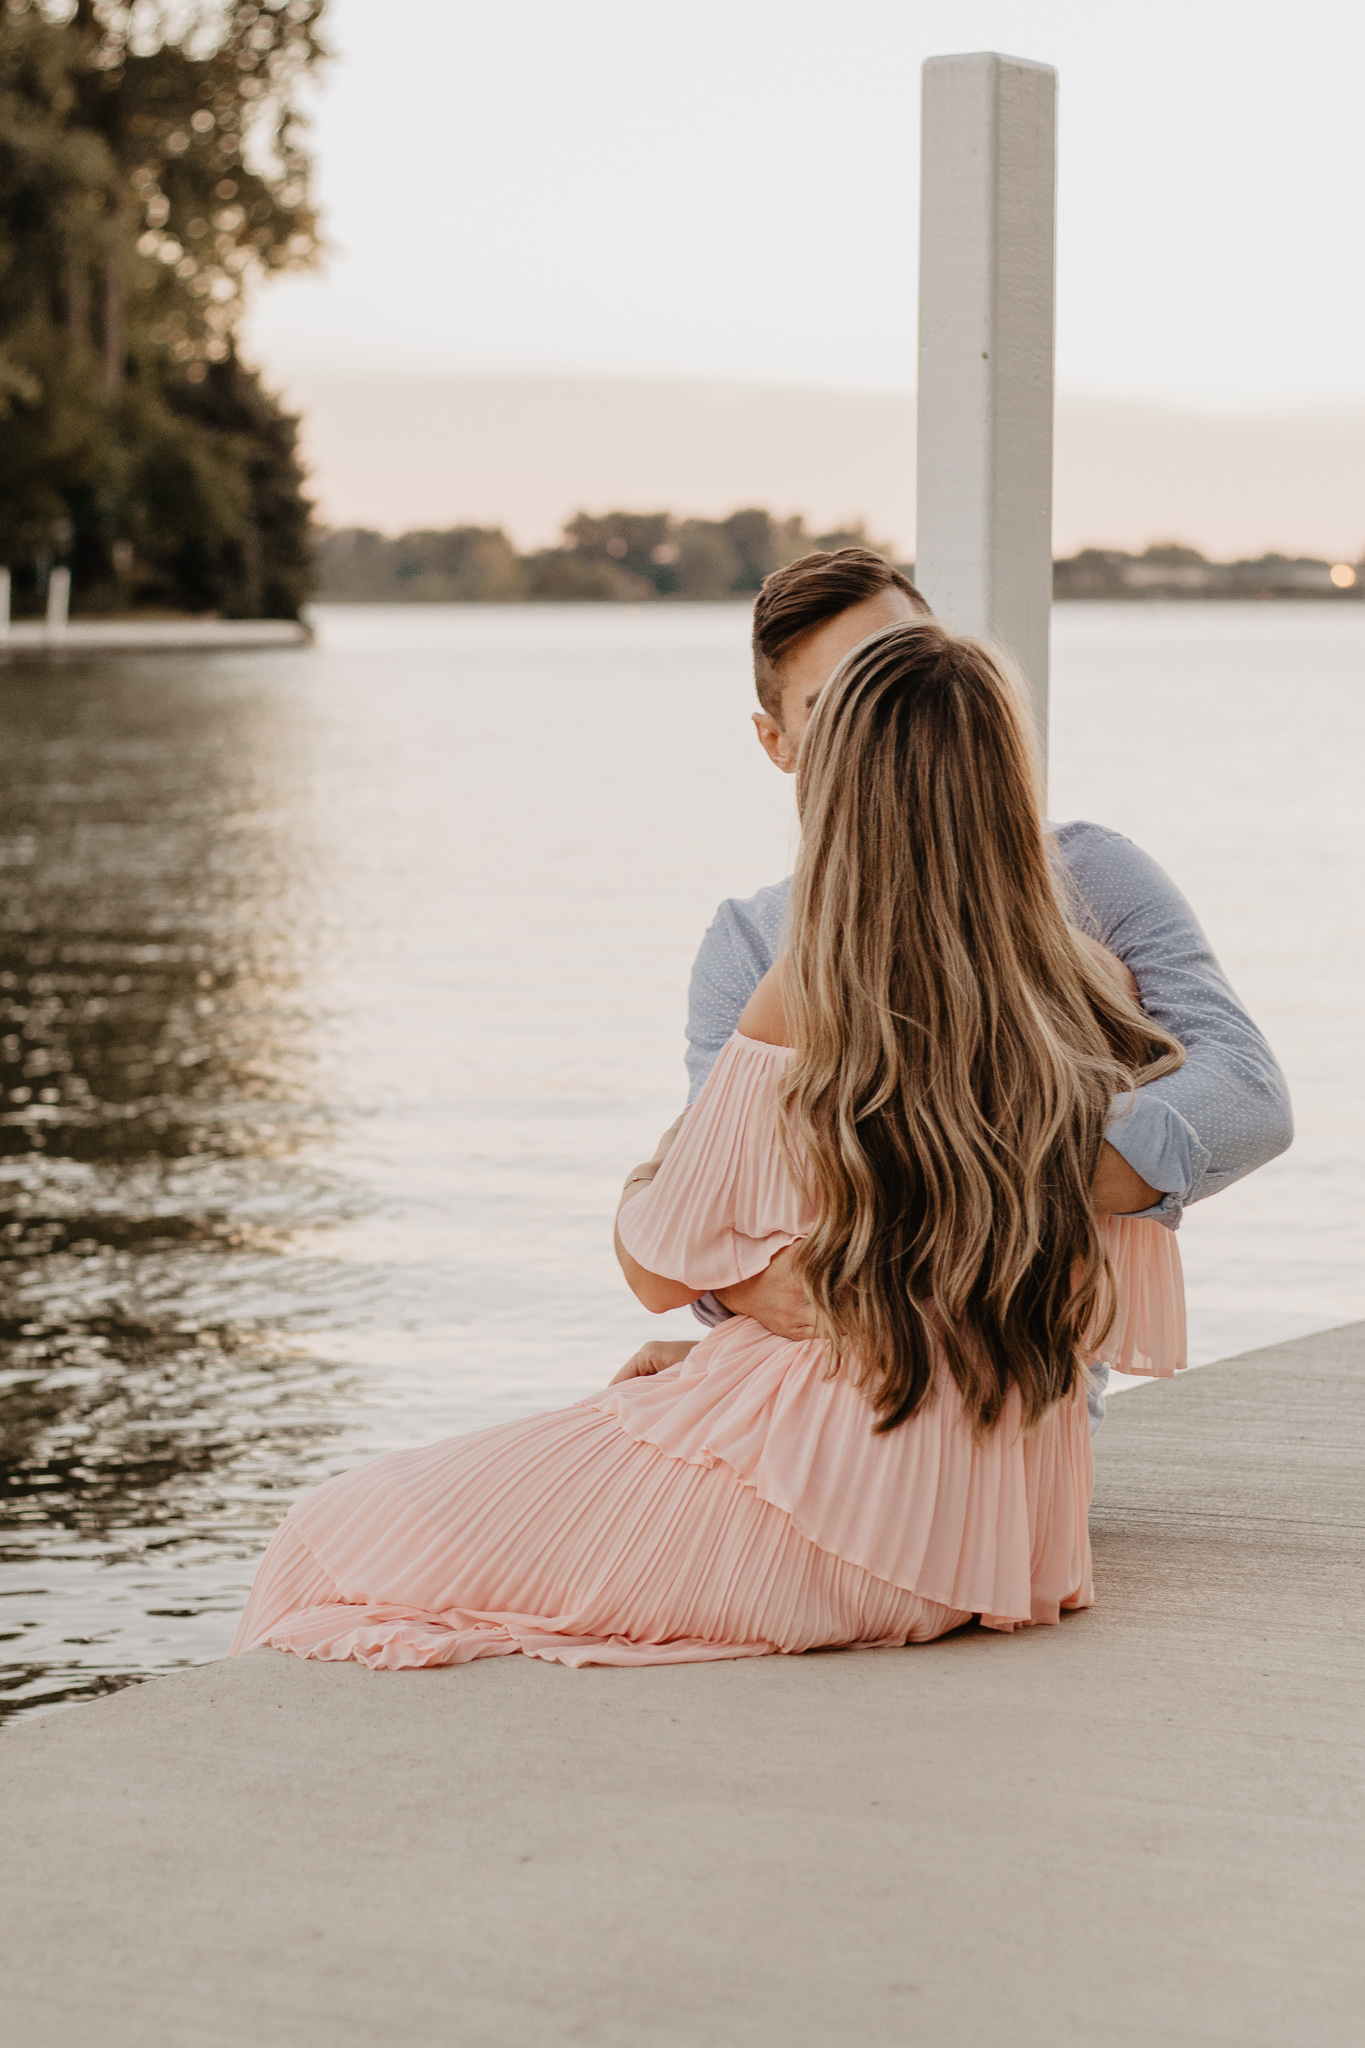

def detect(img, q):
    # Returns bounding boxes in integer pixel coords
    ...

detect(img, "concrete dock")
[0,618,310,660]
[1,1320,1361,2047]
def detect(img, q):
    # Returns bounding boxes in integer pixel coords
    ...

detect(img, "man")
[620,549,1292,1419]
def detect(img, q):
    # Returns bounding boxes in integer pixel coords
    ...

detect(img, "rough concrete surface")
[2,1322,1362,2048]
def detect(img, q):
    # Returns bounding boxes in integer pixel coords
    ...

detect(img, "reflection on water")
[1,603,1362,1723]
[0,612,801,1720]
[0,661,350,1718]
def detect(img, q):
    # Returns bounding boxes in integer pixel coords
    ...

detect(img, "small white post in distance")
[0,568,10,636]
[46,565,70,635]
[915,51,1057,782]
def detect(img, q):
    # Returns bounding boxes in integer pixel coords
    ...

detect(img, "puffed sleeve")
[617,1034,814,1292]
[1090,1214,1188,1378]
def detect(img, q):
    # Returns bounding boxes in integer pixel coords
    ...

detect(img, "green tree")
[562,510,677,595]
[0,0,324,616]
[521,545,650,602]
[311,510,906,606]
[671,518,742,599]
[720,508,808,591]
[315,526,526,604]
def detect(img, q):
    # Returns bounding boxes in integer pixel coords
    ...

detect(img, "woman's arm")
[697,947,1159,1343]
[614,1224,699,1314]
[613,1114,702,1313]
[715,944,1154,1344]
[715,1134,1159,1347]
[617,968,795,1313]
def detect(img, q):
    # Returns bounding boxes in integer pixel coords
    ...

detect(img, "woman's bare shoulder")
[737,961,792,1047]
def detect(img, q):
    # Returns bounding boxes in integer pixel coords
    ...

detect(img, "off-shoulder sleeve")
[617,1033,814,1292]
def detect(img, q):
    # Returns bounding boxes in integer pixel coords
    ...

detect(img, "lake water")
[1,601,1361,1722]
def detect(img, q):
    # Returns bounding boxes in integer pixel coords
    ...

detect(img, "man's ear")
[753,711,797,774]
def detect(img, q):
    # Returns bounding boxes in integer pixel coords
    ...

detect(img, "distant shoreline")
[307,588,1362,608]
[314,517,1363,607]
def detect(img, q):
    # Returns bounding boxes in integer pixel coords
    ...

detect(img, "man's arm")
[1054,821,1293,1227]
[678,875,1168,1341]
[699,949,1159,1342]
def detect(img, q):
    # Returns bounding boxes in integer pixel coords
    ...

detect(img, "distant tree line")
[0,0,324,619]
[316,521,1364,606]
[315,509,906,604]
[1054,543,1362,601]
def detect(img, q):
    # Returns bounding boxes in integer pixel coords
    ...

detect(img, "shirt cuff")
[1104,1091,1211,1230]
[691,1290,735,1328]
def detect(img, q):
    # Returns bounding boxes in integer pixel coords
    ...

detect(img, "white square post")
[46,565,71,636]
[915,52,1057,777]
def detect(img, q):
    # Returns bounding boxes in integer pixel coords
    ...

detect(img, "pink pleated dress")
[231,1032,1186,1670]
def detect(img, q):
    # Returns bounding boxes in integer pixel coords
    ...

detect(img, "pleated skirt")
[230,1403,981,1669]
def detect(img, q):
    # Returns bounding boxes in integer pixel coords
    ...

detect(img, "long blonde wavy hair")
[778,619,1184,1435]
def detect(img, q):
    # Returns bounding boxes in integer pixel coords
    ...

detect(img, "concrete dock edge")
[2,1321,1361,2047]
[0,619,312,660]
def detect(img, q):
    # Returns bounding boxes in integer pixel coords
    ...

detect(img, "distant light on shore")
[1329,562,1357,588]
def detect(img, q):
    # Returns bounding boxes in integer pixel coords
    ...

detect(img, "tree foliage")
[0,0,324,616]
[316,509,903,604]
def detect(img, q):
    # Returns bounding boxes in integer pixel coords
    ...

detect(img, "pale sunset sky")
[244,0,1365,557]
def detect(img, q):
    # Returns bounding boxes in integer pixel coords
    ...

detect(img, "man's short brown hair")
[752,547,930,721]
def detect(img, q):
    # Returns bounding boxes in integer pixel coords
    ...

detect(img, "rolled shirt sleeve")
[1052,821,1292,1226]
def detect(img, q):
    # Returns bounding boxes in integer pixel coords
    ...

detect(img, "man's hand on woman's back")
[611,1339,698,1385]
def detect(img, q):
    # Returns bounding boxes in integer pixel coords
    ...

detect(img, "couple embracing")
[232,551,1291,1666]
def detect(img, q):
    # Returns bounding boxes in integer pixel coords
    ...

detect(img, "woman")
[231,621,1186,1669]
